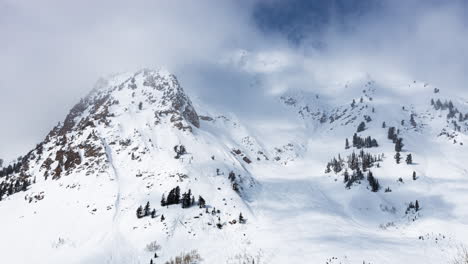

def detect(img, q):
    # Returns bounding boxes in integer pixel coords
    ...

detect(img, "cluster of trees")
[431,98,468,121]
[160,186,206,209]
[394,152,413,164]
[149,252,159,264]
[173,145,187,159]
[326,150,383,175]
[452,120,462,132]
[364,115,372,123]
[431,98,454,111]
[366,171,380,192]
[325,149,384,191]
[346,133,378,149]
[0,178,32,201]
[162,250,202,264]
[387,126,404,151]
[350,97,365,108]
[228,171,240,192]
[162,186,181,206]
[405,200,420,214]
[343,168,362,188]
[181,190,195,209]
[0,161,22,178]
[388,126,409,164]
[342,168,381,191]
[136,201,157,219]
[458,113,468,122]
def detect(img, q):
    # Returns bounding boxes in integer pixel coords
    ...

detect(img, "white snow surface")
[1,69,468,264]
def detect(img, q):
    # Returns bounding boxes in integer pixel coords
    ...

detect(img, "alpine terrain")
[1,68,468,264]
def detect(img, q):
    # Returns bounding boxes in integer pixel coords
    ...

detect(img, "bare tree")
[452,246,468,264]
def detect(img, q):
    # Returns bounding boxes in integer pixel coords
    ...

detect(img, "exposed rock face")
[10,69,200,182]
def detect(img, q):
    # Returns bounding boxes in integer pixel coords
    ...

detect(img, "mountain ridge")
[1,68,468,263]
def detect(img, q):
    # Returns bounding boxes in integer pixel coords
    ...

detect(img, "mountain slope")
[1,69,468,264]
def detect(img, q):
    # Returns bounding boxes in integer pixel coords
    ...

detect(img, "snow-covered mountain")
[1,68,468,264]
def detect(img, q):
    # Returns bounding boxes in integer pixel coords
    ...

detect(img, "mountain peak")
[18,68,201,180]
[58,68,199,136]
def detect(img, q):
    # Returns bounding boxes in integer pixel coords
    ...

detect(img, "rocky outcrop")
[1,69,200,198]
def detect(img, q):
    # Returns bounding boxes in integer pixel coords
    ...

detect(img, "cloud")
[299,0,468,95]
[0,0,467,160]
[0,0,267,160]
[224,0,468,99]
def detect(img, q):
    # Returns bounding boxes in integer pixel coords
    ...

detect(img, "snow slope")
[1,69,468,264]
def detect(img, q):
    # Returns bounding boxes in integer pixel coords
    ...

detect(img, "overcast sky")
[1,0,467,161]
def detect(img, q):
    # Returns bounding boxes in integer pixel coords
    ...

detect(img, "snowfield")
[1,69,468,264]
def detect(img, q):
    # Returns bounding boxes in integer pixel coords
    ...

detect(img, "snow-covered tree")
[406,154,413,164]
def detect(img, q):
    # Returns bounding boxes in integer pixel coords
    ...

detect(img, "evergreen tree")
[144,201,151,216]
[382,121,386,128]
[181,189,192,208]
[239,213,245,224]
[410,114,417,127]
[228,171,236,182]
[198,196,206,208]
[151,209,156,218]
[138,101,143,110]
[395,138,404,152]
[394,152,401,164]
[150,259,153,264]
[175,186,180,204]
[232,182,240,192]
[345,138,350,149]
[161,214,165,221]
[160,194,166,206]
[413,171,417,180]
[357,121,366,132]
[387,127,397,141]
[136,205,143,218]
[174,145,187,159]
[415,200,420,211]
[343,170,349,183]
[406,154,413,164]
